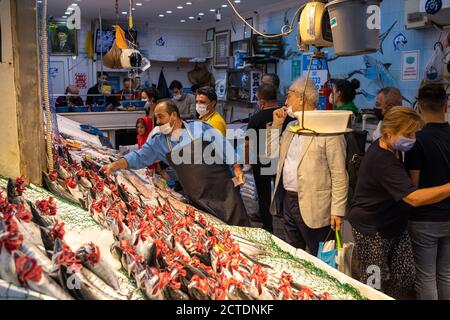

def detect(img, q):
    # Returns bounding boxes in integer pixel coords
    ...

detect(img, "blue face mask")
[393,136,416,152]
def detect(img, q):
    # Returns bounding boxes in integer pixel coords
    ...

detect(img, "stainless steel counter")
[58,111,145,147]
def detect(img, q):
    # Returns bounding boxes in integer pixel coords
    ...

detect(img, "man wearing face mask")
[102,100,250,227]
[349,106,450,299]
[169,80,196,119]
[372,87,403,141]
[87,72,116,111]
[195,87,227,136]
[266,77,348,256]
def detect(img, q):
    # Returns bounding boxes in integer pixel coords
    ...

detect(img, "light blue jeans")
[408,221,450,300]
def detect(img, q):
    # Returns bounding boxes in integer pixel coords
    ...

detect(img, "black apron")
[165,123,250,227]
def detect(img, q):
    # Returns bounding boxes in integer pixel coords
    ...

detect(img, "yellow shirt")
[202,111,227,136]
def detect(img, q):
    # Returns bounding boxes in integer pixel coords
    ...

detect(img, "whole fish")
[28,200,57,228]
[43,173,82,206]
[16,219,45,249]
[58,264,114,300]
[56,165,71,180]
[143,272,166,300]
[164,285,190,300]
[0,218,22,286]
[19,241,54,274]
[80,266,126,300]
[15,255,74,300]
[76,243,120,291]
[7,178,30,209]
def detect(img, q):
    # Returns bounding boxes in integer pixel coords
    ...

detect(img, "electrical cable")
[225,0,306,38]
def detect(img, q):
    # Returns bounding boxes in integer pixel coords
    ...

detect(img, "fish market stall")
[57,111,146,148]
[0,118,391,300]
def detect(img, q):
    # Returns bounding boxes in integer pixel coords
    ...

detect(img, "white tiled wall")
[49,20,205,95]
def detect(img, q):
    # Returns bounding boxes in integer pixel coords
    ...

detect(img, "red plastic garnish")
[16,256,43,283]
[64,177,77,189]
[15,177,29,196]
[51,222,65,240]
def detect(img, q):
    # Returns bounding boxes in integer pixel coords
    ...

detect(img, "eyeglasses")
[287,90,304,99]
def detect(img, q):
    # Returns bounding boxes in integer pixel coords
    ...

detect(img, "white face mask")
[159,117,173,135]
[142,98,148,102]
[287,106,296,118]
[173,94,182,101]
[196,104,209,116]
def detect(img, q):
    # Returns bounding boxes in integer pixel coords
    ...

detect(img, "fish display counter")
[0,127,391,300]
[57,111,146,148]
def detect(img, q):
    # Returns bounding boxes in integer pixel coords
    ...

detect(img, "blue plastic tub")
[70,106,89,113]
[55,106,70,113]
[91,105,107,112]
[120,100,146,108]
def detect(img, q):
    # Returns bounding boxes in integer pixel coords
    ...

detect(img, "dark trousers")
[283,192,331,256]
[252,166,275,233]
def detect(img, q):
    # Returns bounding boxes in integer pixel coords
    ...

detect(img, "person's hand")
[233,164,246,186]
[100,162,118,176]
[273,108,288,127]
[331,215,344,231]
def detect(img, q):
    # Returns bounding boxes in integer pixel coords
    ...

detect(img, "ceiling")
[47,0,276,26]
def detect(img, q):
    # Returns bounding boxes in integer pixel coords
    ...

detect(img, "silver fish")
[80,267,126,300]
[77,243,120,291]
[42,173,82,206]
[15,255,74,300]
[0,246,19,286]
[19,241,54,274]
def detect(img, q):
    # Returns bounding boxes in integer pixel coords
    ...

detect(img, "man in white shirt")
[372,87,403,141]
[266,77,348,256]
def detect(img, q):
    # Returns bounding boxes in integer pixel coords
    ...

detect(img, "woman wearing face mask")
[348,106,450,299]
[141,88,159,117]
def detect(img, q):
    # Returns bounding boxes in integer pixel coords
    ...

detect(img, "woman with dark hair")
[141,87,159,117]
[331,79,360,115]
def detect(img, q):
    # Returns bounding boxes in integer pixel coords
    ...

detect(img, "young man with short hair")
[405,84,450,300]
[196,86,227,136]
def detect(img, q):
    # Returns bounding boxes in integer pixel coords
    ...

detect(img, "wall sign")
[292,59,302,81]
[302,53,328,89]
[250,70,262,103]
[214,30,231,68]
[74,73,87,89]
[401,50,419,81]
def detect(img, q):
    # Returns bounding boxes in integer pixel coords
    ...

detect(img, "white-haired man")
[266,77,349,256]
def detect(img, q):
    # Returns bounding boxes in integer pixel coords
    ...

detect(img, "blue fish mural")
[338,55,416,104]
[345,55,396,88]
[393,33,408,51]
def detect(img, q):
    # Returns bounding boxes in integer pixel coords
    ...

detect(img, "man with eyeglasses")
[266,77,348,256]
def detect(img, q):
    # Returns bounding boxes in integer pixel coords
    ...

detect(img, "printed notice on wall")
[401,50,419,81]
